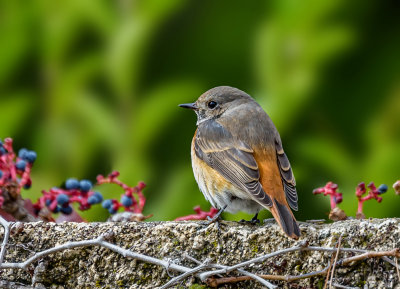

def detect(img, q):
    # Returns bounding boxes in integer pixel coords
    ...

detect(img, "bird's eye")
[207,101,217,109]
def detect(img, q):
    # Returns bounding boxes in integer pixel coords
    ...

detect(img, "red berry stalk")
[175,206,219,221]
[0,138,36,197]
[356,182,387,219]
[0,138,37,221]
[97,171,147,215]
[313,182,343,209]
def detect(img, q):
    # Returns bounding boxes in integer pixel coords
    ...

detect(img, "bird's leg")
[206,205,227,225]
[240,212,260,225]
[250,213,260,224]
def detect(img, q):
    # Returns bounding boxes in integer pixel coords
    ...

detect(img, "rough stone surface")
[1,218,400,288]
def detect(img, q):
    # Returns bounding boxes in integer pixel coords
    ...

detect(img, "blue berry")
[108,207,117,214]
[24,183,31,189]
[93,191,103,202]
[88,194,102,205]
[25,151,37,163]
[60,205,73,215]
[0,139,2,146]
[378,184,388,194]
[16,160,27,171]
[65,178,80,190]
[0,147,6,155]
[18,148,28,159]
[52,206,60,213]
[121,195,133,207]
[0,170,3,178]
[56,194,69,205]
[45,199,52,207]
[79,180,92,192]
[87,196,97,205]
[102,199,112,209]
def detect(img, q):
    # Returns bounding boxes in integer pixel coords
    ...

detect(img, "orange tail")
[269,198,300,239]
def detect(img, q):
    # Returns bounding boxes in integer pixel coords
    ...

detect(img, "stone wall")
[1,218,400,288]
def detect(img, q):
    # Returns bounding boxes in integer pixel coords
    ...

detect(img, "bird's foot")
[239,218,260,225]
[201,205,227,230]
[239,213,260,225]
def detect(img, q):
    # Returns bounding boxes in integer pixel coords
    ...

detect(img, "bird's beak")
[179,102,198,110]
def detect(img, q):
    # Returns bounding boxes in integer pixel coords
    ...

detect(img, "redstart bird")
[179,86,300,239]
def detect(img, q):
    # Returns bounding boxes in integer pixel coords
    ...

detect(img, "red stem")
[329,196,337,209]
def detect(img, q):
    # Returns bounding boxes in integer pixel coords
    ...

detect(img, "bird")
[179,86,300,239]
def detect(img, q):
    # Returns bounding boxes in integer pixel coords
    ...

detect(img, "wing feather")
[195,120,272,207]
[275,139,298,211]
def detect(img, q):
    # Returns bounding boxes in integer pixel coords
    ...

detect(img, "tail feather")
[270,198,300,239]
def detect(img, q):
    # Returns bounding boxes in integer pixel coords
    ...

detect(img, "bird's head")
[179,86,253,125]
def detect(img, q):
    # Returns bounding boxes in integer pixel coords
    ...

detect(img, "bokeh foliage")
[1,0,399,221]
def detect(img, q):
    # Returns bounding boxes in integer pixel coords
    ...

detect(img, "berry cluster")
[356,182,387,219]
[34,178,103,216]
[313,181,388,220]
[175,206,219,221]
[313,182,343,209]
[0,137,149,222]
[98,171,146,215]
[0,138,36,205]
[33,171,148,219]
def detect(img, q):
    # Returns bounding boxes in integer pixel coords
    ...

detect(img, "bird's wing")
[274,138,298,211]
[195,120,272,207]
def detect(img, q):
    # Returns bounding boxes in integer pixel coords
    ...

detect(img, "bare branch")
[236,268,277,289]
[0,236,190,274]
[0,280,37,289]
[0,216,11,266]
[200,241,400,287]
[331,283,360,289]
[199,240,308,281]
[381,256,400,270]
[339,248,400,266]
[396,257,400,282]
[184,254,277,288]
[206,262,331,287]
[160,259,211,289]
[329,236,342,289]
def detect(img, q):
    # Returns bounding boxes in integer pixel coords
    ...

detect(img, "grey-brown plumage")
[180,86,300,239]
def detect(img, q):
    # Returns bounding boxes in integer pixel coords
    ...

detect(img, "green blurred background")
[1,0,400,222]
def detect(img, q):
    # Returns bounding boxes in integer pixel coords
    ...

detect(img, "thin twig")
[324,251,335,289]
[199,240,308,281]
[396,257,400,282]
[200,242,400,287]
[236,268,277,289]
[339,248,400,266]
[206,262,331,287]
[329,236,342,289]
[381,256,400,270]
[183,253,203,265]
[0,280,37,289]
[0,231,278,289]
[184,254,277,289]
[160,259,211,289]
[0,216,11,266]
[323,236,344,289]
[331,283,360,289]
[0,235,189,273]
